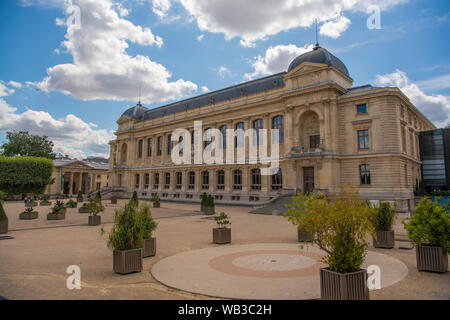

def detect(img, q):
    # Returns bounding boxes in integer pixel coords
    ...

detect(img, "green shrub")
[66,200,77,208]
[151,194,160,203]
[0,201,7,221]
[139,204,158,238]
[87,198,104,216]
[201,193,207,206]
[214,212,230,229]
[129,191,139,207]
[107,203,147,251]
[95,190,101,200]
[22,207,36,214]
[403,197,450,253]
[40,199,50,204]
[0,156,53,194]
[372,202,396,231]
[51,200,66,215]
[77,190,83,199]
[204,194,214,207]
[292,186,376,274]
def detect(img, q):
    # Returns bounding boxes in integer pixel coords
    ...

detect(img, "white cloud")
[0,98,114,159]
[178,0,407,47]
[218,66,230,78]
[244,44,314,80]
[0,82,15,97]
[320,15,351,39]
[376,70,450,127]
[417,74,450,91]
[197,34,204,41]
[152,0,171,18]
[8,81,22,89]
[33,0,197,104]
[201,86,210,92]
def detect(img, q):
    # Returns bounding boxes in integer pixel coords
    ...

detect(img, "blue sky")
[0,0,449,159]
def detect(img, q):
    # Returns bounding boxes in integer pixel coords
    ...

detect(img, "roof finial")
[138,84,141,105]
[314,18,320,50]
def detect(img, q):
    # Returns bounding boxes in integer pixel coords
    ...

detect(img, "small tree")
[108,203,146,251]
[1,131,56,159]
[87,198,104,216]
[372,202,396,231]
[95,190,101,200]
[403,197,450,253]
[77,190,83,199]
[206,195,214,207]
[214,212,230,229]
[51,200,66,215]
[151,194,160,204]
[138,204,158,238]
[201,193,207,206]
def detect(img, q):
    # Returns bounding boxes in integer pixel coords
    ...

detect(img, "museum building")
[108,45,435,212]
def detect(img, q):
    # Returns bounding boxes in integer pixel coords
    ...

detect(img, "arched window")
[157,137,163,156]
[202,171,209,189]
[272,116,284,143]
[165,172,170,189]
[153,173,159,189]
[251,169,261,190]
[167,134,173,155]
[176,172,182,189]
[138,140,143,158]
[235,122,245,148]
[144,173,150,189]
[135,174,140,189]
[147,138,153,157]
[188,172,195,189]
[220,125,227,149]
[204,128,212,150]
[217,170,225,190]
[253,119,263,145]
[272,169,282,190]
[233,170,242,190]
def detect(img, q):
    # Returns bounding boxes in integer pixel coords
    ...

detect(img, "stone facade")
[109,47,434,211]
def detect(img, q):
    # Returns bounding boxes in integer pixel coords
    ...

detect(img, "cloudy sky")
[1,0,449,159]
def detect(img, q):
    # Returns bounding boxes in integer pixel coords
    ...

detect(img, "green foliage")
[0,201,6,221]
[0,156,54,194]
[51,200,66,215]
[129,191,139,207]
[151,194,160,203]
[107,203,147,251]
[95,190,101,200]
[40,199,51,204]
[431,190,450,197]
[289,186,376,274]
[202,194,214,207]
[414,179,428,197]
[22,207,36,214]
[0,190,5,201]
[1,131,56,159]
[372,202,396,231]
[66,200,77,208]
[403,197,450,252]
[139,204,158,237]
[87,198,104,216]
[214,212,230,228]
[77,190,83,199]
[201,193,208,205]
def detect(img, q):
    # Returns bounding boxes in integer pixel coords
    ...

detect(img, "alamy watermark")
[66,0,81,31]
[66,265,81,290]
[367,5,381,30]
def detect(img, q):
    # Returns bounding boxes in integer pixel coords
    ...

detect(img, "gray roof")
[288,46,349,77]
[344,84,379,95]
[53,159,109,171]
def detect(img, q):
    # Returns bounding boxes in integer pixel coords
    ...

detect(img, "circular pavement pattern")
[151,243,409,300]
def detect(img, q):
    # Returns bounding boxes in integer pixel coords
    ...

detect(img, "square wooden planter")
[320,268,369,300]
[373,230,395,249]
[47,213,66,220]
[111,198,117,204]
[298,227,313,242]
[213,228,231,244]
[19,212,39,220]
[0,219,8,234]
[416,245,448,273]
[88,215,101,226]
[78,207,90,214]
[113,248,143,275]
[153,202,160,208]
[203,206,215,215]
[143,237,157,258]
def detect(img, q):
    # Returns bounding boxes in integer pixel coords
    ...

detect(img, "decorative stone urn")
[143,237,157,258]
[373,230,395,249]
[320,268,369,300]
[213,228,231,244]
[113,248,143,275]
[416,245,448,273]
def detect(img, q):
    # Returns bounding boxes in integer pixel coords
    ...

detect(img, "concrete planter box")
[153,202,160,208]
[320,268,369,300]
[47,213,66,220]
[113,248,143,275]
[77,197,83,203]
[88,215,101,226]
[298,227,313,242]
[78,207,90,214]
[203,205,215,215]
[40,201,52,206]
[213,228,231,244]
[416,245,448,273]
[143,237,157,258]
[111,198,117,204]
[373,230,395,249]
[19,212,39,220]
[25,202,38,208]
[0,219,8,234]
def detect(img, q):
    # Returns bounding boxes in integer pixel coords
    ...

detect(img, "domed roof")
[287,46,349,77]
[122,103,149,121]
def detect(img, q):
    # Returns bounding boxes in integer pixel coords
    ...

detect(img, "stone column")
[78,172,83,194]
[209,168,216,192]
[182,170,188,192]
[224,168,232,192]
[242,167,249,192]
[69,172,74,195]
[262,171,269,193]
[284,107,294,154]
[194,169,201,192]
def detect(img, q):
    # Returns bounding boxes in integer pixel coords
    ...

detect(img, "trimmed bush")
[87,198,104,216]
[372,202,396,231]
[0,156,53,194]
[139,204,158,237]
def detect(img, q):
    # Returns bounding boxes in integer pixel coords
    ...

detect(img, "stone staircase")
[249,195,294,215]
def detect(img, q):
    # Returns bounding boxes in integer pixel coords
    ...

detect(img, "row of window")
[134,169,283,191]
[137,116,286,158]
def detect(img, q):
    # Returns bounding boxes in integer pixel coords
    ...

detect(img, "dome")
[122,103,149,121]
[287,46,349,77]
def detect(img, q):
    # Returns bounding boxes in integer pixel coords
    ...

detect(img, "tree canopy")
[1,131,56,159]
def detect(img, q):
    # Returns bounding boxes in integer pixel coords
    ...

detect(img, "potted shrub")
[372,202,396,249]
[203,194,215,215]
[40,198,52,206]
[87,198,104,226]
[403,197,449,273]
[284,193,313,242]
[25,199,38,207]
[19,207,39,220]
[66,199,78,208]
[78,203,90,213]
[213,212,231,244]
[95,190,101,200]
[200,192,207,213]
[107,203,146,275]
[130,191,139,207]
[77,190,83,203]
[139,204,158,258]
[0,201,8,234]
[297,187,375,300]
[47,200,66,220]
[151,194,161,208]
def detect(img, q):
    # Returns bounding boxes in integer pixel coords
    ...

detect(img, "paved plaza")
[0,200,449,300]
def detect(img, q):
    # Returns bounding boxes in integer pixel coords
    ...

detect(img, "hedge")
[0,156,54,195]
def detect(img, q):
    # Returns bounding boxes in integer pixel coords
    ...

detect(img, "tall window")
[310,135,320,148]
[144,173,149,189]
[204,128,212,150]
[202,171,209,189]
[154,173,159,189]
[138,140,143,158]
[272,116,284,143]
[220,125,227,149]
[358,130,370,150]
[360,164,371,185]
[217,170,225,190]
[233,170,242,190]
[167,134,173,155]
[157,136,163,156]
[272,169,282,190]
[357,104,367,114]
[147,138,153,157]
[235,122,245,148]
[135,174,140,189]
[165,173,170,189]
[189,172,195,189]
[179,134,184,155]
[176,172,182,189]
[251,169,261,190]
[253,119,263,146]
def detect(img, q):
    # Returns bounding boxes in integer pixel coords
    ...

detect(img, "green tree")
[1,131,56,159]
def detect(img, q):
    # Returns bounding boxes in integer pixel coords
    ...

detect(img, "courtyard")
[0,200,448,300]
